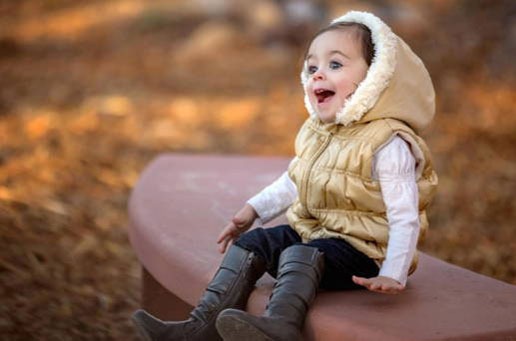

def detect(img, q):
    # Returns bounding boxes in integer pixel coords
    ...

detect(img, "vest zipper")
[302,132,333,205]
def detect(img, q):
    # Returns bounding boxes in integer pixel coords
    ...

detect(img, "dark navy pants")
[234,225,379,291]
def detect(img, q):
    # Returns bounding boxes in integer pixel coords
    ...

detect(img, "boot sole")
[216,314,273,341]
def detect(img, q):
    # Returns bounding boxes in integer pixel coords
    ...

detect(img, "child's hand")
[352,275,405,294]
[216,204,258,254]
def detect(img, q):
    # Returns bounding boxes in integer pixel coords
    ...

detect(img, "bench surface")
[128,154,516,341]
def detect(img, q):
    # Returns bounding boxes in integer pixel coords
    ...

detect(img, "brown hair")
[304,22,374,66]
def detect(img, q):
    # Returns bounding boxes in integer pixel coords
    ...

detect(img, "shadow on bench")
[128,154,516,340]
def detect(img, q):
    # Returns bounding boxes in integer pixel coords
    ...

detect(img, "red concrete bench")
[128,154,516,340]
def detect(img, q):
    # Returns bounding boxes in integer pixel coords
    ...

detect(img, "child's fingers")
[218,237,230,253]
[386,287,402,294]
[353,276,375,291]
[220,239,234,254]
[216,227,227,243]
[353,276,405,294]
[371,282,403,294]
[216,232,228,244]
[218,209,251,253]
[352,276,369,287]
[217,229,243,254]
[217,222,236,243]
[370,282,381,291]
[377,285,399,294]
[216,236,224,251]
[353,276,390,293]
[219,241,227,254]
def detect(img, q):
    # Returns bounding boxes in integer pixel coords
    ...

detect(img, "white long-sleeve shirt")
[247,136,419,286]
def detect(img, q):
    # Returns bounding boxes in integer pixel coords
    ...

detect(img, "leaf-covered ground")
[0,0,514,339]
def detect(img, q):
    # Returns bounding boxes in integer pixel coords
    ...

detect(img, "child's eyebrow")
[330,50,351,59]
[305,50,351,62]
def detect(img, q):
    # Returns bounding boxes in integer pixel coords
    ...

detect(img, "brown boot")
[216,244,324,341]
[132,245,266,341]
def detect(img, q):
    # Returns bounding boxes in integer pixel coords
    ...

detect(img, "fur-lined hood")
[301,11,435,133]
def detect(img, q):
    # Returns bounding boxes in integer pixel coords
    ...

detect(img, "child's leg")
[234,224,302,278]
[132,244,266,341]
[306,238,379,290]
[216,244,324,341]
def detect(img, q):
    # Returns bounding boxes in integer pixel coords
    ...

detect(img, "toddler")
[133,10,438,341]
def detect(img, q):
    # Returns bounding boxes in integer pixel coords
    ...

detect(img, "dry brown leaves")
[0,0,515,339]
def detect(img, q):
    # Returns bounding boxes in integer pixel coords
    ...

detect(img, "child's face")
[305,29,369,123]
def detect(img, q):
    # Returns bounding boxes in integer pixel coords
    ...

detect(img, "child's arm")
[217,164,298,253]
[353,136,419,294]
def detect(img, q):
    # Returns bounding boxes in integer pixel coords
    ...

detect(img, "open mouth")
[314,88,335,103]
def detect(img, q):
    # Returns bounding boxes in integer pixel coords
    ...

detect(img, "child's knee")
[234,227,265,249]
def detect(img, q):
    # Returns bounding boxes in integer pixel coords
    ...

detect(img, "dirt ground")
[0,0,515,339]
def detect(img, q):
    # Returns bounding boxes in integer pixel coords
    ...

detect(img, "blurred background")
[0,0,514,339]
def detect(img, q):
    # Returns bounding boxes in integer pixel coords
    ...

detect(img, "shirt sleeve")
[373,136,420,286]
[246,159,298,224]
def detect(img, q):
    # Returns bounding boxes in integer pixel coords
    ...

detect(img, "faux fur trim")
[301,11,398,126]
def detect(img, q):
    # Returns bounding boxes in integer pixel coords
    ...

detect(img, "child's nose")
[312,69,325,81]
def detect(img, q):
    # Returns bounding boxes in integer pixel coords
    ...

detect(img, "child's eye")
[307,65,318,74]
[330,61,343,70]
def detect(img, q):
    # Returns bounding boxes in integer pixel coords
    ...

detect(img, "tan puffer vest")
[286,117,438,272]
